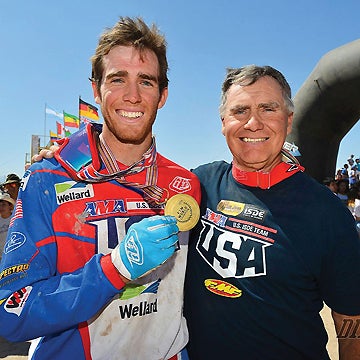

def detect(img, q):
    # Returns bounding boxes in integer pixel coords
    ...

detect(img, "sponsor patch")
[5,286,32,316]
[204,279,242,298]
[4,232,26,254]
[119,279,161,300]
[217,200,266,221]
[169,176,191,193]
[20,170,31,191]
[55,181,94,205]
[0,264,30,280]
[126,200,164,211]
[217,200,245,216]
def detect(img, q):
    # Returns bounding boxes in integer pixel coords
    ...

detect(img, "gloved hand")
[111,215,179,280]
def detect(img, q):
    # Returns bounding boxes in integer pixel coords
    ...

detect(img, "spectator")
[347,154,355,167]
[340,163,349,179]
[349,165,358,187]
[322,177,338,194]
[336,178,349,206]
[1,173,21,200]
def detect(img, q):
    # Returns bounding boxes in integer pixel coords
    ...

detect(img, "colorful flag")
[64,129,72,137]
[49,130,61,142]
[46,106,63,119]
[63,111,80,128]
[79,98,99,122]
[56,121,64,137]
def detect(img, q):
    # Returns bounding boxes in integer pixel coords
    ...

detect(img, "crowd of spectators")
[324,154,360,236]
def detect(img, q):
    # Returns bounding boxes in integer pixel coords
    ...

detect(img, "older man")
[185,65,360,360]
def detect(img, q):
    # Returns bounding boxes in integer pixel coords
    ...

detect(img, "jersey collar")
[232,161,304,189]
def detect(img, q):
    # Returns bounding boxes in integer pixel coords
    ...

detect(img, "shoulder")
[20,158,71,193]
[157,153,199,182]
[192,160,231,181]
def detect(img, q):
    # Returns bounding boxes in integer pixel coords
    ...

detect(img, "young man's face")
[221,76,293,172]
[93,45,168,149]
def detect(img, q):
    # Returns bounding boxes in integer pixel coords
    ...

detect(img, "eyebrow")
[258,101,280,109]
[105,71,158,83]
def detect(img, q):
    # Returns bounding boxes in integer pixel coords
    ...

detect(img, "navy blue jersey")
[185,160,360,359]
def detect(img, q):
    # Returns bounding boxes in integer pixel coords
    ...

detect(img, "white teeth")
[242,137,267,143]
[119,110,143,118]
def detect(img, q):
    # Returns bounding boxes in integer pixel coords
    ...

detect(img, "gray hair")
[219,65,294,117]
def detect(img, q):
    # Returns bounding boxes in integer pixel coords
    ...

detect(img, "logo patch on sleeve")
[4,286,32,316]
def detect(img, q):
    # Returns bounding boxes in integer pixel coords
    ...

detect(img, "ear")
[221,117,226,136]
[91,81,101,104]
[286,112,294,135]
[157,87,168,109]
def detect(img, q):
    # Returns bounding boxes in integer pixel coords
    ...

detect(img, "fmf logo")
[55,181,94,205]
[204,279,242,298]
[169,176,191,193]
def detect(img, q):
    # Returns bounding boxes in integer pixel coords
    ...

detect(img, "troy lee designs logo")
[196,219,272,279]
[169,176,191,193]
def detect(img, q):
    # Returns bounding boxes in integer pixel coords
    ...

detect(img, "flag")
[46,106,63,119]
[56,121,64,137]
[64,129,72,137]
[79,98,99,122]
[63,111,80,128]
[49,130,61,142]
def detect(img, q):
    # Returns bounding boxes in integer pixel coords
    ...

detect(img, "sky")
[0,0,359,183]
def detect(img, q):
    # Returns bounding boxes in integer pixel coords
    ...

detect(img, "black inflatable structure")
[286,39,360,182]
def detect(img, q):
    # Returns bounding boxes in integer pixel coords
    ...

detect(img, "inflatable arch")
[286,39,360,182]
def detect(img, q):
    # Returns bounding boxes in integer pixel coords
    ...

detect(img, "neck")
[233,157,282,173]
[100,132,153,166]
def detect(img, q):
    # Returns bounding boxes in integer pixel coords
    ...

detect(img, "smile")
[119,110,143,118]
[241,137,268,143]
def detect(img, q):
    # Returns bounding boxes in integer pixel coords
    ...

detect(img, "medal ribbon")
[76,134,166,204]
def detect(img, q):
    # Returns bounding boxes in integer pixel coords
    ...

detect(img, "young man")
[184,65,360,359]
[0,17,200,360]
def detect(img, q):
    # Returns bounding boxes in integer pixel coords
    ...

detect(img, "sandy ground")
[0,304,338,360]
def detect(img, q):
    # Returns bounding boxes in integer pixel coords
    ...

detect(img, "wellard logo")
[55,181,94,205]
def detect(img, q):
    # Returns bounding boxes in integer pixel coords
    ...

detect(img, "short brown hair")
[91,16,169,94]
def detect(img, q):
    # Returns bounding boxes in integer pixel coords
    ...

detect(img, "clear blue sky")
[1,0,359,182]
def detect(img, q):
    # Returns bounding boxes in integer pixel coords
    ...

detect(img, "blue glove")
[111,215,179,280]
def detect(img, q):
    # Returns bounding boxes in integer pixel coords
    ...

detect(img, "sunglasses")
[54,123,102,180]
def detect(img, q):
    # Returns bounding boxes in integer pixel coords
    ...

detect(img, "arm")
[0,166,178,341]
[332,310,360,360]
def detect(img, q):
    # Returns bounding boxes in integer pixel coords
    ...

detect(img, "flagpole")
[44,103,47,148]
[78,95,81,125]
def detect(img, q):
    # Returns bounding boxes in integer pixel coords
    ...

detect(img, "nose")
[123,83,141,103]
[243,113,264,131]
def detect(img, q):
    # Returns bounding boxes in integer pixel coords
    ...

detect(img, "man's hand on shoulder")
[31,145,59,163]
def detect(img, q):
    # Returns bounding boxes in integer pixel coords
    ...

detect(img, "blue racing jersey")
[0,152,200,360]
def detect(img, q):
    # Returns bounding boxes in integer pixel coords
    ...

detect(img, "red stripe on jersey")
[79,322,92,360]
[36,236,56,247]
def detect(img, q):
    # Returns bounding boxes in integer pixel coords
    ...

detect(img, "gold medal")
[165,194,200,231]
